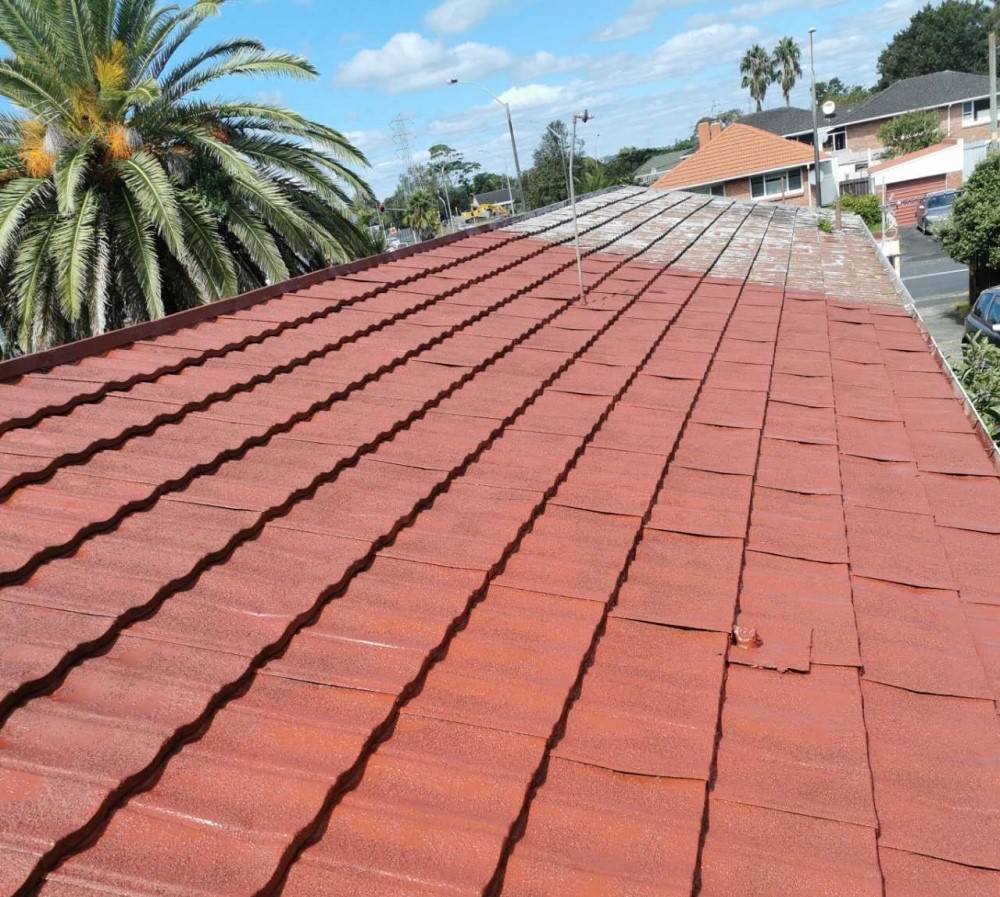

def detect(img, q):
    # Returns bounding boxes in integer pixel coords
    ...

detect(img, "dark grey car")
[965,287,1000,346]
[915,189,958,234]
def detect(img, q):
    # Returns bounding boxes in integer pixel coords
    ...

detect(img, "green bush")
[817,216,834,234]
[876,110,943,158]
[839,193,883,231]
[954,334,1000,441]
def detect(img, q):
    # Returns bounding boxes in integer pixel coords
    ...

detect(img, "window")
[926,192,956,210]
[750,169,804,199]
[986,295,1000,327]
[823,128,847,151]
[963,98,990,126]
[691,182,726,196]
[973,291,995,320]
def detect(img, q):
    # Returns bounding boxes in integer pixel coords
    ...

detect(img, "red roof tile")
[0,187,998,896]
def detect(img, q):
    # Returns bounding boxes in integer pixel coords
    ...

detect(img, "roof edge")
[858,224,1000,468]
[656,158,817,191]
[0,186,633,381]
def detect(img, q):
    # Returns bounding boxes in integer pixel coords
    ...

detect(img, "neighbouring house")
[472,186,515,212]
[632,149,687,185]
[651,121,832,205]
[1,187,999,897]
[870,139,965,227]
[741,104,851,145]
[742,71,991,184]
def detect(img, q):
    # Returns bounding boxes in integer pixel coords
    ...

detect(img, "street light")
[448,78,526,213]
[808,28,821,209]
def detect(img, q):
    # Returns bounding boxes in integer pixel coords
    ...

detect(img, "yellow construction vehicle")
[461,202,511,223]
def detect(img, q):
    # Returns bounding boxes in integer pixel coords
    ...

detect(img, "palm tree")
[576,158,612,193]
[0,0,371,356]
[773,37,803,107]
[740,44,776,112]
[406,189,440,241]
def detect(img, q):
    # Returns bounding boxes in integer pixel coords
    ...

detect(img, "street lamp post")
[448,79,526,213]
[808,28,822,209]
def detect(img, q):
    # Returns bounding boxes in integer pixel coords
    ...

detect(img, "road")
[899,226,969,361]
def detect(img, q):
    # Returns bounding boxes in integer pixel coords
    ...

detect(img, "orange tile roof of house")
[652,123,819,191]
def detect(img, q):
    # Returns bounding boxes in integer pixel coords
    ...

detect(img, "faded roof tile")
[0,186,997,895]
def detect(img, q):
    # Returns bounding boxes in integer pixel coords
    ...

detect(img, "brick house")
[742,71,991,160]
[650,122,821,205]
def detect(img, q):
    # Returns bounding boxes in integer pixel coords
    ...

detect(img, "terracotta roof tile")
[651,123,819,190]
[1,186,998,896]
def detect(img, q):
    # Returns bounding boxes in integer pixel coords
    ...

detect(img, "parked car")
[915,189,958,234]
[965,287,1000,346]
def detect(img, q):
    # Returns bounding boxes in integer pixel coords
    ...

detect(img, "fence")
[839,176,872,197]
[964,139,990,179]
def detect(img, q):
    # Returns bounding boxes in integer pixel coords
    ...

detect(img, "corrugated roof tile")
[0,186,997,895]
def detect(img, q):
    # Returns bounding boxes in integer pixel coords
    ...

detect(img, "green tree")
[0,0,369,357]
[523,120,579,209]
[406,188,440,241]
[428,143,480,213]
[815,78,875,106]
[471,171,507,195]
[601,145,685,186]
[740,44,776,112]
[772,37,802,107]
[876,1,991,89]
[876,110,943,157]
[954,334,1000,441]
[575,158,612,193]
[939,152,1000,294]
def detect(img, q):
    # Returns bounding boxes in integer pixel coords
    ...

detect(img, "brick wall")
[847,104,995,152]
[722,168,814,206]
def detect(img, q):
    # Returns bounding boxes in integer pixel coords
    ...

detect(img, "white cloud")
[650,24,761,78]
[517,50,589,79]
[426,0,502,33]
[497,83,573,109]
[593,1,687,42]
[728,0,837,18]
[344,129,391,155]
[337,32,511,93]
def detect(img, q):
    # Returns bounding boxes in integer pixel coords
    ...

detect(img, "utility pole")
[808,28,822,209]
[448,80,527,213]
[990,31,997,152]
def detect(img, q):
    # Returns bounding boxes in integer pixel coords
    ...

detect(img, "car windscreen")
[927,194,955,209]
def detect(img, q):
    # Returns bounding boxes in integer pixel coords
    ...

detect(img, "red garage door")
[885,175,948,227]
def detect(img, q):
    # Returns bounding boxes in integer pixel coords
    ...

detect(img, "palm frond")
[52,184,98,319]
[112,184,162,318]
[117,148,184,254]
[0,178,52,266]
[54,134,93,214]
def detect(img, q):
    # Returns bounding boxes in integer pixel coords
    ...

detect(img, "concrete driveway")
[899,226,969,361]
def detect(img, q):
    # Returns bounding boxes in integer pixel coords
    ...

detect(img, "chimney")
[697,121,725,147]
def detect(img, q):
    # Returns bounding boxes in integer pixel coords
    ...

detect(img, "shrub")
[876,110,943,158]
[954,334,1000,441]
[817,216,834,233]
[840,193,883,231]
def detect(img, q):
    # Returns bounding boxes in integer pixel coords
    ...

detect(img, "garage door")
[885,175,947,227]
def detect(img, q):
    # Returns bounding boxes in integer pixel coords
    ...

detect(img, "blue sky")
[199,0,933,198]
